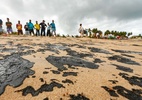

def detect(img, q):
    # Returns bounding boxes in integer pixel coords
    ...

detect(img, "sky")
[0,0,142,36]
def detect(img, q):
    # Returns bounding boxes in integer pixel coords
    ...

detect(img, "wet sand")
[0,36,142,100]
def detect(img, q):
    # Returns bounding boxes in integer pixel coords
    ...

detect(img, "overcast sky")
[0,0,142,35]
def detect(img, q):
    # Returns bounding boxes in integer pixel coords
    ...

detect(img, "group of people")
[0,18,56,37]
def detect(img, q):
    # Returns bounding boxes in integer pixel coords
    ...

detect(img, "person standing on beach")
[28,20,34,36]
[34,21,40,36]
[16,20,23,35]
[78,24,84,37]
[6,18,13,34]
[40,20,47,36]
[47,23,51,37]
[0,19,3,33]
[24,22,29,35]
[50,20,56,37]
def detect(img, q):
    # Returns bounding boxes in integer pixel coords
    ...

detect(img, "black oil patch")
[108,55,140,65]
[15,81,65,96]
[12,50,36,56]
[88,47,111,54]
[68,44,86,49]
[119,73,142,87]
[93,58,105,63]
[37,43,69,54]
[0,54,35,95]
[103,85,142,99]
[46,56,99,71]
[121,54,135,58]
[66,49,93,58]
[62,79,74,84]
[108,80,118,84]
[101,86,119,97]
[62,72,78,77]
[113,86,142,100]
[112,64,133,73]
[43,71,49,74]
[43,97,49,100]
[132,44,142,47]
[0,48,17,53]
[39,78,44,82]
[69,93,90,100]
[51,70,61,74]
[132,89,142,95]
[111,49,142,55]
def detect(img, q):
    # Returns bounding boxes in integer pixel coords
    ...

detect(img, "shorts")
[51,28,56,33]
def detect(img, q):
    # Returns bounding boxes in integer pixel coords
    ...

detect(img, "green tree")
[127,32,133,36]
[104,30,110,35]
[92,28,98,38]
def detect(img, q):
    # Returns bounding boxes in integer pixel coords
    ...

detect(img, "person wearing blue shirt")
[0,19,3,33]
[28,20,34,36]
[50,20,56,37]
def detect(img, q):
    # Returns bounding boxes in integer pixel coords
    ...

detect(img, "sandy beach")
[0,36,142,100]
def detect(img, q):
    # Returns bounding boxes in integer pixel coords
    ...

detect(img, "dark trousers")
[17,30,23,35]
[47,30,50,36]
[29,29,34,35]
[36,29,40,36]
[41,29,45,36]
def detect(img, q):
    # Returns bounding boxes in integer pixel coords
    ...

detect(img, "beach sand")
[0,36,142,100]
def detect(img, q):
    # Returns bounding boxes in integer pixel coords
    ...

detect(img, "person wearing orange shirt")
[16,20,23,35]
